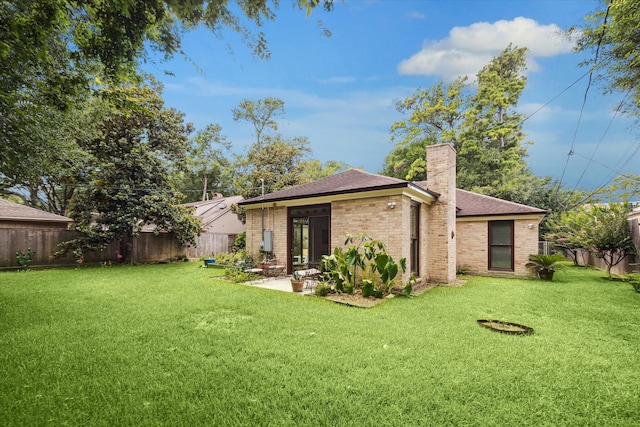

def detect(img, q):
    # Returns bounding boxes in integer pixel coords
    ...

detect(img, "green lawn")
[1,263,639,426]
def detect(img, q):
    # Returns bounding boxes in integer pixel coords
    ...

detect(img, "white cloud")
[398,17,575,81]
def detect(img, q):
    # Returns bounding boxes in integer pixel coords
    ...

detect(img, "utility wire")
[552,2,611,207]
[571,90,629,191]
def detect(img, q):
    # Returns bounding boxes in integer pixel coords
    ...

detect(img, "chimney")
[426,143,457,284]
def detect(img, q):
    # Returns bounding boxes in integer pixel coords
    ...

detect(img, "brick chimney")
[426,143,457,284]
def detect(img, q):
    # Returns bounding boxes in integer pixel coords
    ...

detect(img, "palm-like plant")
[525,254,566,280]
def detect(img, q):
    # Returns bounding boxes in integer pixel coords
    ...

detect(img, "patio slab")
[245,276,314,295]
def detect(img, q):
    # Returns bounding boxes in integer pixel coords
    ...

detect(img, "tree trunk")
[201,175,208,201]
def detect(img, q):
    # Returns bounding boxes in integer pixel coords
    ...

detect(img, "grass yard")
[1,263,639,426]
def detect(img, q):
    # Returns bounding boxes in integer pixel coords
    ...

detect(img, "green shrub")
[313,282,334,297]
[624,274,640,293]
[232,232,246,252]
[16,248,35,272]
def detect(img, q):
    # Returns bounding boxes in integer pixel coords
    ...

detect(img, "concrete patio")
[244,275,315,295]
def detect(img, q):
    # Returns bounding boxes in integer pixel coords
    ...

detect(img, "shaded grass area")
[1,264,639,425]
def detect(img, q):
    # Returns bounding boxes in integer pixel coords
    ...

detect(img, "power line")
[571,90,630,191]
[551,2,611,207]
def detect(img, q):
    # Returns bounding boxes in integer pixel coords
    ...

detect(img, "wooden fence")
[0,228,237,269]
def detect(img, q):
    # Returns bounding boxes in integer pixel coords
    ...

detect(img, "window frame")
[488,220,514,271]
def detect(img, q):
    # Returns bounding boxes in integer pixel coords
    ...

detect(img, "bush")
[232,232,246,252]
[16,248,35,272]
[314,282,334,297]
[624,274,640,293]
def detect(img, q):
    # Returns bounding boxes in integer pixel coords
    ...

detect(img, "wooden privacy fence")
[0,228,236,269]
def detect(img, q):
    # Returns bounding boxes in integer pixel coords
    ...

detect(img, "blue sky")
[145,0,638,192]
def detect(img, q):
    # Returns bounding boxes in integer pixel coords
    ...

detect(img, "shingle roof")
[0,199,72,222]
[184,195,244,228]
[240,169,433,205]
[240,170,546,217]
[454,188,546,217]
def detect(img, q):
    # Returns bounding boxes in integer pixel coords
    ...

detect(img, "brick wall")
[457,217,542,277]
[331,195,406,271]
[245,206,288,266]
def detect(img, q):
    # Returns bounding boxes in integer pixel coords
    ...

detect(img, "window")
[410,202,419,275]
[489,220,514,271]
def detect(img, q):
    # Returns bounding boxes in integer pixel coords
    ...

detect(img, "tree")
[545,208,592,266]
[384,46,550,206]
[178,124,233,203]
[384,77,468,180]
[299,159,350,183]
[457,45,531,196]
[232,97,285,151]
[1,0,334,210]
[582,202,636,278]
[573,0,640,118]
[234,135,311,200]
[56,84,202,261]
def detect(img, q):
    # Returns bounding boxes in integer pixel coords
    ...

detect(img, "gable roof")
[184,195,244,229]
[454,188,546,217]
[0,199,72,223]
[240,169,438,206]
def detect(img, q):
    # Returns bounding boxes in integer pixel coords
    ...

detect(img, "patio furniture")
[295,268,321,289]
[264,262,286,278]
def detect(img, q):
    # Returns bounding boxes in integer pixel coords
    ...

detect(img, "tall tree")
[57,84,201,261]
[383,78,468,181]
[178,124,233,202]
[234,135,311,199]
[457,45,531,198]
[573,0,640,118]
[384,46,545,205]
[232,97,285,152]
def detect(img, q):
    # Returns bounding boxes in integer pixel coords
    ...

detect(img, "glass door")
[289,205,330,273]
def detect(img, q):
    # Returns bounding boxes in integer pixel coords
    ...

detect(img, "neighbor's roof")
[184,195,244,228]
[140,195,244,232]
[239,169,438,205]
[453,188,547,217]
[0,199,72,222]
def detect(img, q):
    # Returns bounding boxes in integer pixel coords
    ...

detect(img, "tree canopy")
[573,0,640,118]
[1,0,334,208]
[385,46,537,201]
[56,84,202,261]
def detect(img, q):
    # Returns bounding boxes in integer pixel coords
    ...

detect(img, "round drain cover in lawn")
[477,319,533,335]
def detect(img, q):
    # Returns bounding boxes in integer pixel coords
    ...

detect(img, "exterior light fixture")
[388,201,396,209]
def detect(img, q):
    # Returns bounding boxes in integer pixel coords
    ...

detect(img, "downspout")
[260,178,264,251]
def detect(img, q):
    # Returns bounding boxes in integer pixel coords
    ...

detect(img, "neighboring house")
[239,144,546,284]
[182,194,245,256]
[140,194,245,257]
[0,199,72,230]
[183,194,245,234]
[0,199,73,268]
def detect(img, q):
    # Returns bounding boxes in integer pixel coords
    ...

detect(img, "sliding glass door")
[289,205,330,272]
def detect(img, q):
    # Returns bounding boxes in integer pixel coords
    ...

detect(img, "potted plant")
[290,271,304,292]
[525,254,566,280]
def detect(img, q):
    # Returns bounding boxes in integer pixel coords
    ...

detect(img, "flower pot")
[538,269,555,281]
[290,279,304,292]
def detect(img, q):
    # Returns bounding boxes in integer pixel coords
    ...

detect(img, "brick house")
[238,144,546,284]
